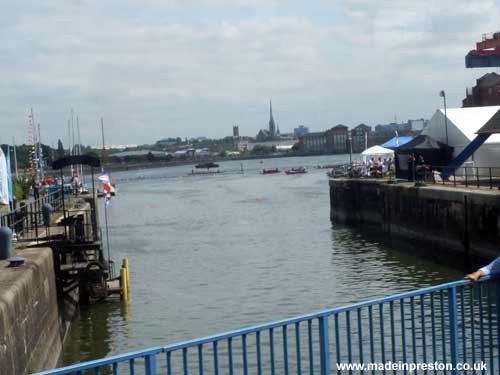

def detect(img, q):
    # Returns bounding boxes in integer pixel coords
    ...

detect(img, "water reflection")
[62,156,463,365]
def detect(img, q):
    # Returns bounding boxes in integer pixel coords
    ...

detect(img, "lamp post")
[439,90,449,145]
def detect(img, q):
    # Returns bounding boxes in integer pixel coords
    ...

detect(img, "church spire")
[269,99,276,137]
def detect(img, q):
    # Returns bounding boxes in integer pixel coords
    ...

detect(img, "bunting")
[98,169,112,208]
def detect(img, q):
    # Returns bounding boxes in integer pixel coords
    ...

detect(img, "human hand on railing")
[464,270,484,284]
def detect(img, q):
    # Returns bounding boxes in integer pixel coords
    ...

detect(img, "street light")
[439,90,449,145]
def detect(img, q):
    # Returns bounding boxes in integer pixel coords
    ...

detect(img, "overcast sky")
[1,0,500,147]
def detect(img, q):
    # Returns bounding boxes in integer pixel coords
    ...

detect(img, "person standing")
[407,155,415,181]
[32,179,40,200]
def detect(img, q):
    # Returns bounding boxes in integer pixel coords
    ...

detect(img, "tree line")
[0,140,99,170]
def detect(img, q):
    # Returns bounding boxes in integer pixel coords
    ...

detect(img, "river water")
[61,155,462,365]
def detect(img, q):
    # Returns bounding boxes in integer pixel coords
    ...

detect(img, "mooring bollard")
[42,203,53,227]
[120,266,129,302]
[123,258,130,290]
[0,226,13,260]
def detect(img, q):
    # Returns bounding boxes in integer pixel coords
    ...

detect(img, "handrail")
[31,275,499,375]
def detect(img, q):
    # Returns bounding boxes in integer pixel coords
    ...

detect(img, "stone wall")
[330,179,500,269]
[0,247,62,375]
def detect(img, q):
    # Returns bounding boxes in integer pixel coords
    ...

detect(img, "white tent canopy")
[423,106,500,172]
[361,145,394,161]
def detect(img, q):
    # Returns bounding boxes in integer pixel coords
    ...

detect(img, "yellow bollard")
[120,267,129,302]
[122,258,130,291]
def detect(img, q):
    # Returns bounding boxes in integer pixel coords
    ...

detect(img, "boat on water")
[284,167,307,175]
[195,162,219,170]
[315,164,337,169]
[261,168,280,174]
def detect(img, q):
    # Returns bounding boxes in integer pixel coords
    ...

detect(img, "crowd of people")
[348,157,395,178]
[29,173,83,200]
[340,154,433,182]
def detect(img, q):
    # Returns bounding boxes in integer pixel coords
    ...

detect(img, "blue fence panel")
[31,276,500,375]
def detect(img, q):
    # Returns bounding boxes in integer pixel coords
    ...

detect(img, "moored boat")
[195,162,219,169]
[284,167,307,175]
[261,168,280,174]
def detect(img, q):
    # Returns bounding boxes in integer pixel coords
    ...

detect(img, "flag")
[0,148,10,205]
[6,146,13,204]
[99,169,112,208]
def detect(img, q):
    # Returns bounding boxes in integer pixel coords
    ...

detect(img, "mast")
[67,120,71,156]
[100,116,111,269]
[77,116,84,185]
[67,118,73,179]
[12,137,18,180]
[28,108,37,180]
[101,117,106,167]
[38,123,44,181]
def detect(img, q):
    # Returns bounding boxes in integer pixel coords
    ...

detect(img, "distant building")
[294,125,309,137]
[256,129,271,142]
[233,125,240,138]
[279,132,296,141]
[408,119,428,132]
[256,100,280,142]
[236,141,249,152]
[299,125,349,155]
[463,72,500,107]
[326,125,349,154]
[299,132,327,154]
[156,138,179,146]
[350,124,372,153]
[374,122,411,134]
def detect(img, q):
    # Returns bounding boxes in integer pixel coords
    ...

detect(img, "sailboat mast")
[77,116,84,185]
[30,108,39,180]
[38,123,44,181]
[12,137,18,180]
[101,117,106,167]
[67,120,71,155]
[100,116,112,271]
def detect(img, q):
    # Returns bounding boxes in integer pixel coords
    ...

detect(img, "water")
[61,155,463,365]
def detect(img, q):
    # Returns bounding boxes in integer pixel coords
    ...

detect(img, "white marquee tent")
[423,106,500,173]
[361,145,394,161]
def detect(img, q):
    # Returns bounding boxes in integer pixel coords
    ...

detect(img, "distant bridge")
[33,276,500,375]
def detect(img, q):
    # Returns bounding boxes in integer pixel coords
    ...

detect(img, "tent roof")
[477,109,500,134]
[439,106,500,144]
[380,136,413,149]
[397,135,450,150]
[361,145,394,156]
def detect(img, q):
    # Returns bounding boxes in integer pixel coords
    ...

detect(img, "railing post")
[318,315,331,375]
[145,353,157,375]
[448,286,459,375]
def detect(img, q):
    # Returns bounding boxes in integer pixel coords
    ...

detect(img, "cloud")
[0,1,499,145]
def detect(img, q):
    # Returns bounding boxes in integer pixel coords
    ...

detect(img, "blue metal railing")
[33,276,500,375]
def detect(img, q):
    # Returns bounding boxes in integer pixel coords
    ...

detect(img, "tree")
[56,139,65,159]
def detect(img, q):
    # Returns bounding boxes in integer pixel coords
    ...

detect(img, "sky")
[1,0,500,147]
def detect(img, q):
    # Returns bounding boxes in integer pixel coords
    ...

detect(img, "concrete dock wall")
[0,248,62,375]
[330,179,500,268]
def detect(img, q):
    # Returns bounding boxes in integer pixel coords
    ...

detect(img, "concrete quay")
[0,247,62,375]
[330,178,500,269]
